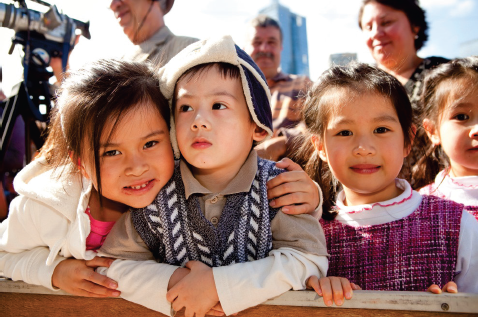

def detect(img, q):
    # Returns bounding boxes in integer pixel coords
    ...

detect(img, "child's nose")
[191,112,211,131]
[353,137,375,156]
[125,154,149,176]
[470,123,478,138]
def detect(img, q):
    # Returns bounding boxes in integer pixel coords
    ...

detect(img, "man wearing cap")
[110,0,198,65]
[244,15,311,161]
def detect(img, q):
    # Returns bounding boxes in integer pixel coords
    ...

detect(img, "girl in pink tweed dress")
[414,57,478,219]
[296,63,478,300]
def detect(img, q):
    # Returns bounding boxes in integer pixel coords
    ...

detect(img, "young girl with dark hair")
[0,59,176,297]
[298,63,478,297]
[417,57,478,218]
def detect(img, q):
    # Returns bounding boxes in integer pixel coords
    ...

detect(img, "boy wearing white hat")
[99,35,328,317]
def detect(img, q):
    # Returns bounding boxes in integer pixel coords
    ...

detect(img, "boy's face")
[174,66,266,177]
[82,103,175,208]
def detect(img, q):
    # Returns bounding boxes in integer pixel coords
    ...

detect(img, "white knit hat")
[158,35,273,159]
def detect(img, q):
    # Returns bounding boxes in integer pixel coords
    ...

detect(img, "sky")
[0,0,477,81]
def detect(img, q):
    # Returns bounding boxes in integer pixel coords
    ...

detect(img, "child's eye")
[179,105,193,112]
[374,127,389,133]
[336,130,353,136]
[453,114,469,121]
[144,141,158,149]
[103,150,121,157]
[212,103,226,110]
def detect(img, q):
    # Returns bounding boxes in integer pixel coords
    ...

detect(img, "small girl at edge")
[416,57,478,218]
[299,63,478,298]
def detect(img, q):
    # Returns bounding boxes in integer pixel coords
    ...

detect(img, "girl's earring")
[414,35,419,39]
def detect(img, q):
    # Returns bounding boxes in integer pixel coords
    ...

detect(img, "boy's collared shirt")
[180,150,258,225]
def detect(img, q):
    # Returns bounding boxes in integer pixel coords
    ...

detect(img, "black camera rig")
[0,0,90,164]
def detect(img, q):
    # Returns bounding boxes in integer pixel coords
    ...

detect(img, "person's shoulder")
[257,157,285,179]
[173,35,199,46]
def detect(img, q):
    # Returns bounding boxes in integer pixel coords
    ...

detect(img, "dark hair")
[249,14,283,42]
[412,56,478,188]
[39,59,170,202]
[358,0,428,51]
[295,63,414,219]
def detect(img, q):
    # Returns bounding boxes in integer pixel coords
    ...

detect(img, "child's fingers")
[80,267,119,291]
[280,204,311,215]
[442,281,458,293]
[318,278,333,306]
[351,283,362,290]
[340,278,354,300]
[205,304,225,317]
[171,298,185,315]
[306,276,322,296]
[204,310,224,316]
[79,279,120,297]
[85,256,115,268]
[328,277,345,306]
[274,157,302,171]
[427,284,442,294]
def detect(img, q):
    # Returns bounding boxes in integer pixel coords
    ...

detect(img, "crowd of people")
[0,0,477,316]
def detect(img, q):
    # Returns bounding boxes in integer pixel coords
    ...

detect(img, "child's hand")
[166,261,219,317]
[427,281,458,294]
[268,158,320,215]
[167,267,191,290]
[52,257,120,297]
[306,276,361,306]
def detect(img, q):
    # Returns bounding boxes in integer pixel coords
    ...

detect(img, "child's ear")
[311,135,327,162]
[423,119,441,146]
[252,125,269,142]
[69,152,90,179]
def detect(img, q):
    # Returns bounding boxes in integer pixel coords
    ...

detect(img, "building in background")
[260,0,309,77]
[460,38,478,57]
[329,53,358,67]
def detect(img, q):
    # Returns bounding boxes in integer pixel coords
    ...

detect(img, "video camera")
[0,0,90,163]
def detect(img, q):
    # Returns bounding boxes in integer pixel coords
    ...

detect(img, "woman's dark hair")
[294,63,414,220]
[358,0,429,51]
[412,56,478,188]
[39,59,170,202]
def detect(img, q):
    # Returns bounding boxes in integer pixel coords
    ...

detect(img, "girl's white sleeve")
[0,248,65,290]
[97,259,178,316]
[454,210,478,293]
[0,196,71,289]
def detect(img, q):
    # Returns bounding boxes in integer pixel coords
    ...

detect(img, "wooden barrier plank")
[1,279,477,316]
[0,293,473,317]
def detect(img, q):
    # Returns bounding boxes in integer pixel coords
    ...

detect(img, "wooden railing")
[1,278,477,316]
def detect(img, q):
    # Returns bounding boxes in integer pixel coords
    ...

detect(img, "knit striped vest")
[320,195,463,291]
[132,158,283,267]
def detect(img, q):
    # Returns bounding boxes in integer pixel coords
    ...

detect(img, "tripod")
[0,30,59,165]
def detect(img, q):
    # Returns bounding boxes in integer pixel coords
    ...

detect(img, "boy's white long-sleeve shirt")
[98,211,328,316]
[0,157,96,289]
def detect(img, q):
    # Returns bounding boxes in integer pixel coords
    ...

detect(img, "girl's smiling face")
[425,78,478,177]
[313,89,411,206]
[81,103,175,209]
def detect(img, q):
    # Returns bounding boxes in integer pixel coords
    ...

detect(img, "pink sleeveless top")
[85,207,116,251]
